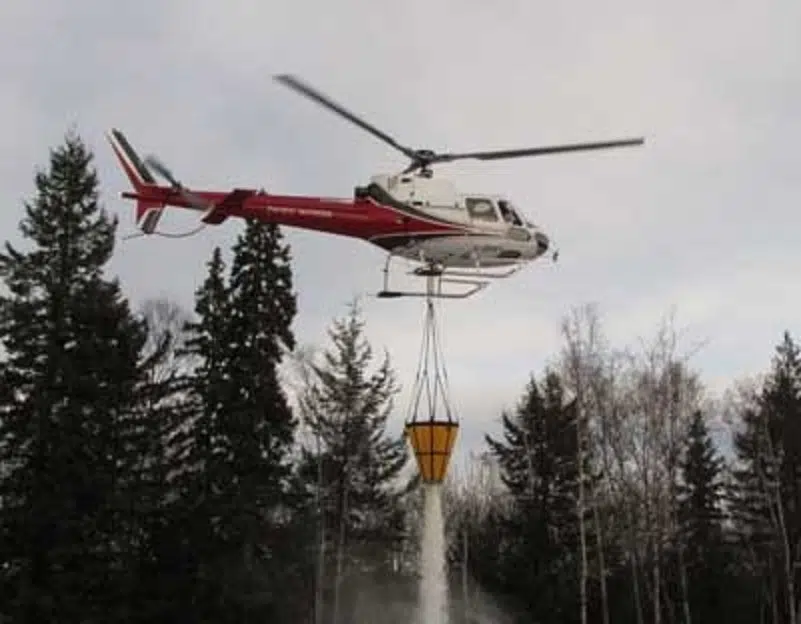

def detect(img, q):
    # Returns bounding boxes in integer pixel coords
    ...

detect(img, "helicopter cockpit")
[465,197,537,234]
[497,199,525,227]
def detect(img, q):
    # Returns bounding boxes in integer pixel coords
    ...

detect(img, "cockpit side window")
[466,197,498,222]
[498,200,523,226]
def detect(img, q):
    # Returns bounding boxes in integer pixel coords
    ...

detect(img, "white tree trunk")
[462,529,469,621]
[592,499,610,624]
[577,408,589,624]
[332,464,349,624]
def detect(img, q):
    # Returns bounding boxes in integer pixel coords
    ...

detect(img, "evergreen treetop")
[300,301,409,563]
[678,410,725,558]
[0,131,152,621]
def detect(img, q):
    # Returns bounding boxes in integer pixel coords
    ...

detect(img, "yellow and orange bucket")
[405,420,458,484]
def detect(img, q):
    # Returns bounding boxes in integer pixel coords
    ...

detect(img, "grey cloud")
[2,0,800,460]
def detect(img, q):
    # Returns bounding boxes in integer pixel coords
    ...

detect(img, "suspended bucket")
[405,421,459,484]
[403,284,459,484]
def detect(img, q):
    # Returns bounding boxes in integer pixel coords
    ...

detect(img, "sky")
[2,0,800,459]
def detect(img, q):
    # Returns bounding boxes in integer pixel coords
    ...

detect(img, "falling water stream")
[420,483,448,624]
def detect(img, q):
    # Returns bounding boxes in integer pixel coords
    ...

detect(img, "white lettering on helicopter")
[264,205,334,218]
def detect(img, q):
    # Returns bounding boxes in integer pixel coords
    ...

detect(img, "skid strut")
[377,253,523,299]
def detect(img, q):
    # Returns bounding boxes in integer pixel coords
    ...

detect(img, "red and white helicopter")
[108,74,643,298]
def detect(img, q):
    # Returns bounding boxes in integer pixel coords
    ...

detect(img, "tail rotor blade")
[143,155,209,211]
[144,155,181,188]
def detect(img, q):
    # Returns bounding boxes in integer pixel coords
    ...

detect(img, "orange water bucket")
[405,421,459,483]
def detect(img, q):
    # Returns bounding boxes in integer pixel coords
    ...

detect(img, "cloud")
[2,0,801,461]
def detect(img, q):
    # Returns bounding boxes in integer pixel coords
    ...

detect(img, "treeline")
[0,133,411,623]
[447,310,801,623]
[0,134,798,623]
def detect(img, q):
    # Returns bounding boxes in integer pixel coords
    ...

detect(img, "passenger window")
[466,198,498,222]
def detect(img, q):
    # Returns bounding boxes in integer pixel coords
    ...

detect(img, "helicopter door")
[465,197,502,227]
[497,200,523,226]
[497,199,531,241]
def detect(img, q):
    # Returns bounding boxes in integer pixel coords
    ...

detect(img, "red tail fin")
[106,129,165,234]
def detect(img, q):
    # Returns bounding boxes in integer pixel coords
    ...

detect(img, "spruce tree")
[225,219,297,513]
[222,219,299,616]
[126,299,198,622]
[178,220,301,619]
[484,370,585,622]
[0,132,150,621]
[174,247,234,619]
[731,331,801,624]
[299,301,409,620]
[677,410,727,621]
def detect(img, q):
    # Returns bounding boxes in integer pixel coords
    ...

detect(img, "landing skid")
[376,254,523,299]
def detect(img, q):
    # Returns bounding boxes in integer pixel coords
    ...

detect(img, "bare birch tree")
[560,304,706,624]
[444,451,503,622]
[138,296,194,382]
[284,343,327,624]
[560,304,603,624]
[618,313,704,623]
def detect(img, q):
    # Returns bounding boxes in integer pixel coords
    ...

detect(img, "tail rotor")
[143,154,209,211]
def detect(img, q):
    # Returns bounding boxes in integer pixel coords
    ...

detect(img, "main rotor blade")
[274,74,417,159]
[433,137,645,164]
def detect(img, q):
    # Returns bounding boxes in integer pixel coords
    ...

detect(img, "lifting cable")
[406,274,455,427]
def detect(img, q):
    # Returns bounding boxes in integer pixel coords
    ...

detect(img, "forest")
[1,133,799,624]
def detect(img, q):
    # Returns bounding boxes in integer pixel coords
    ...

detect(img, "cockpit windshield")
[497,199,524,227]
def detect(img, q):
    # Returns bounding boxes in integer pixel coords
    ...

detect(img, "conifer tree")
[731,331,801,624]
[484,370,586,622]
[676,410,727,621]
[173,247,234,618]
[178,220,301,619]
[126,298,198,622]
[222,219,299,616]
[225,219,297,518]
[0,132,150,621]
[299,301,409,621]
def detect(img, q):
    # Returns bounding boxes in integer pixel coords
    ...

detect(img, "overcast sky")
[2,0,800,458]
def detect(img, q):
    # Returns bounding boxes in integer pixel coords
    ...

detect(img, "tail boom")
[107,128,463,242]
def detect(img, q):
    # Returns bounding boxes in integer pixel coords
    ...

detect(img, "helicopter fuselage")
[121,176,549,269]
[109,128,550,271]
[358,172,550,268]
[108,72,642,298]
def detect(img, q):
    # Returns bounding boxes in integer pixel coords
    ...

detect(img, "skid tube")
[376,253,523,299]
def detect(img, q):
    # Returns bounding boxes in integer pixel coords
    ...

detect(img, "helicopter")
[108,74,644,298]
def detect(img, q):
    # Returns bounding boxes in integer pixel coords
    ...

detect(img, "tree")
[177,219,302,620]
[222,218,300,617]
[443,452,512,622]
[138,297,194,383]
[677,410,728,622]
[171,247,235,619]
[124,297,198,622]
[559,304,641,624]
[561,304,606,624]
[0,132,151,621]
[731,331,801,624]
[298,301,409,624]
[484,370,586,622]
